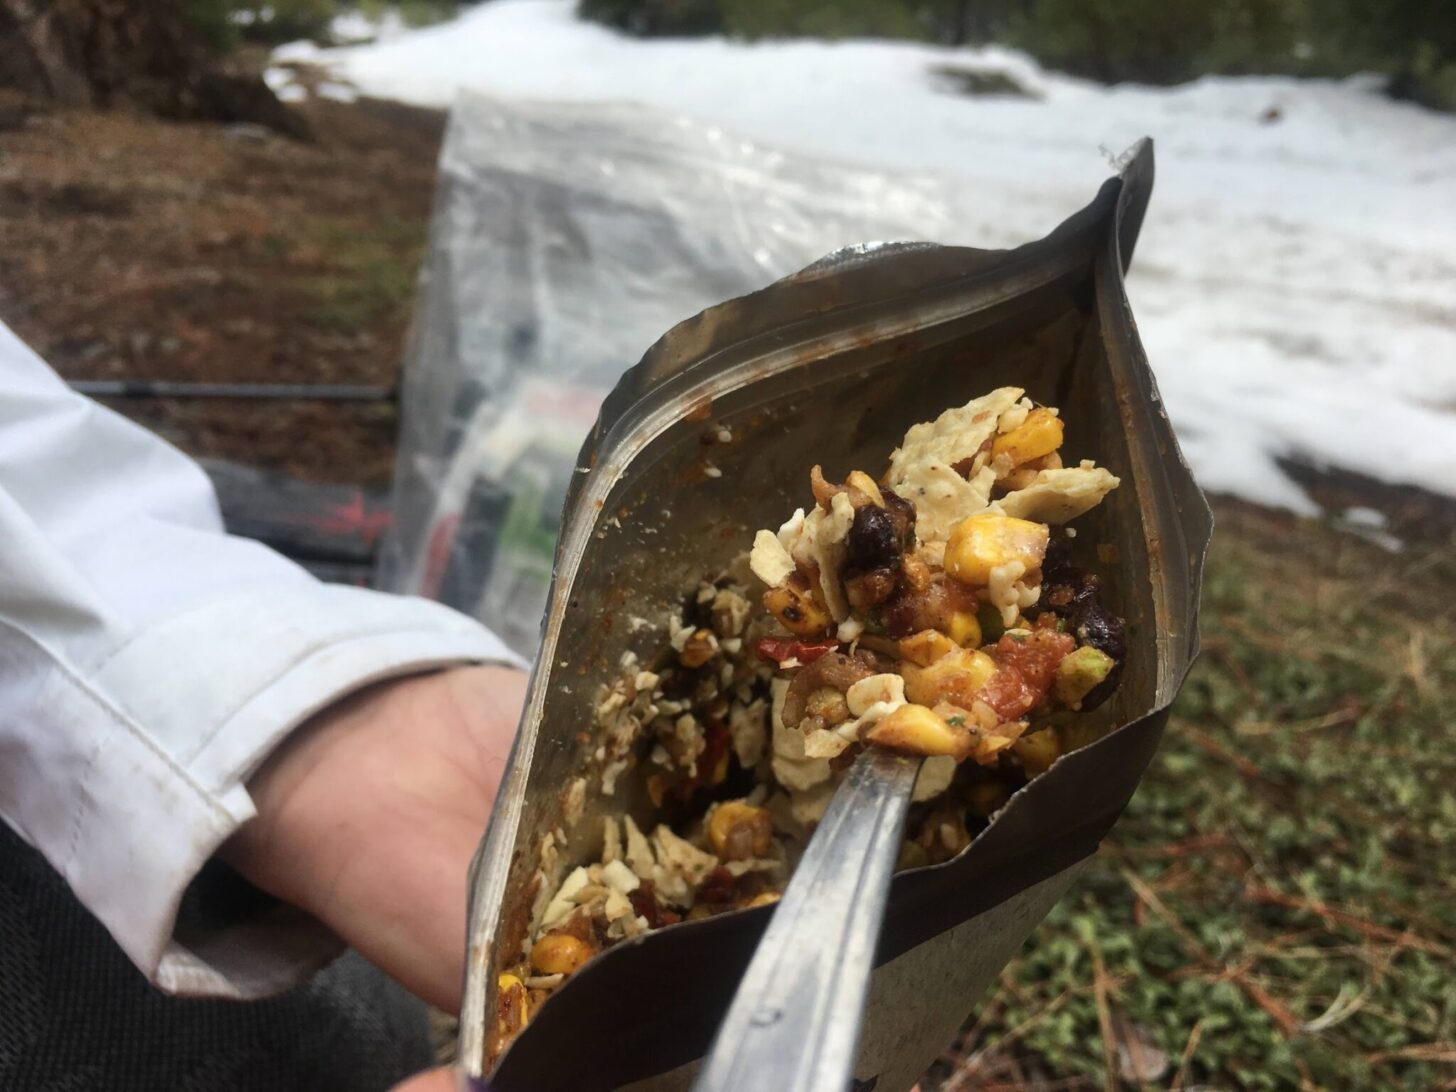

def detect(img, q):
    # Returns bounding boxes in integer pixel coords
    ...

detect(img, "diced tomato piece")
[981,629,1076,718]
[995,630,1075,693]
[980,664,1037,721]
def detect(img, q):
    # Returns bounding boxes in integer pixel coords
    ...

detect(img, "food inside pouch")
[493,386,1127,1052]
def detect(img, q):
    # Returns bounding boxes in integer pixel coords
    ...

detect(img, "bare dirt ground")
[0,92,446,486]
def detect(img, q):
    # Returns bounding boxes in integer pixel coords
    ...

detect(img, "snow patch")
[330,8,410,45]
[277,0,1456,509]
[317,81,360,104]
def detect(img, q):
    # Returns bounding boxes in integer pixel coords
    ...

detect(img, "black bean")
[1071,601,1126,710]
[1037,531,1128,710]
[1047,573,1101,616]
[845,565,899,609]
[1041,533,1077,585]
[1072,601,1126,660]
[1041,533,1101,619]
[879,488,917,549]
[879,590,918,639]
[846,504,901,570]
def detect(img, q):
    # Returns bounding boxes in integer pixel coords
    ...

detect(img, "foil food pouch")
[459,140,1210,1091]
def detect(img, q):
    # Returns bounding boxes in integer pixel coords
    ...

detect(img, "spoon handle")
[693,748,922,1092]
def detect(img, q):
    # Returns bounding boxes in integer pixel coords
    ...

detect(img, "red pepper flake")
[628,885,680,929]
[754,636,838,666]
[696,866,738,908]
[667,720,734,805]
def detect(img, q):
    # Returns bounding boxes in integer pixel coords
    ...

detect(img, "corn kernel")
[678,628,718,668]
[898,628,957,667]
[992,407,1064,467]
[845,469,885,507]
[938,818,972,856]
[763,582,832,637]
[945,609,983,648]
[945,513,1050,586]
[1000,466,1040,492]
[804,686,850,725]
[902,647,997,707]
[744,891,782,909]
[900,551,932,592]
[1013,728,1061,777]
[530,933,597,976]
[497,973,528,1031]
[865,703,972,759]
[708,801,773,860]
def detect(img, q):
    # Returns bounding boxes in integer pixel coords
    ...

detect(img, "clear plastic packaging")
[379,92,962,653]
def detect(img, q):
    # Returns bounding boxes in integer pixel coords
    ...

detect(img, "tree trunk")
[947,0,970,45]
[0,0,308,137]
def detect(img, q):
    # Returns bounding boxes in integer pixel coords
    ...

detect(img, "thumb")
[391,1067,458,1092]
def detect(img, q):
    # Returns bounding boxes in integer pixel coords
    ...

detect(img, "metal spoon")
[692,747,923,1092]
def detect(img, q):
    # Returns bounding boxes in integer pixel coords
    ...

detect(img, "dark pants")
[0,824,433,1091]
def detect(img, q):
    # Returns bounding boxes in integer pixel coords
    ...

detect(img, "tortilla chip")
[749,528,796,587]
[996,466,1120,524]
[887,387,1023,541]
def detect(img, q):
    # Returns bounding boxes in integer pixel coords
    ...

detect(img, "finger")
[391,1065,457,1092]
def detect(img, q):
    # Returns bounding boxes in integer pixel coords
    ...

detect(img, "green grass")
[930,502,1456,1090]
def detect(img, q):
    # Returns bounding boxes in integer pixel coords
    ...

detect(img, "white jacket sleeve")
[0,320,526,999]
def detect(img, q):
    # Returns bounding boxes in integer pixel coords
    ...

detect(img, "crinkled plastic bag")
[379,92,966,652]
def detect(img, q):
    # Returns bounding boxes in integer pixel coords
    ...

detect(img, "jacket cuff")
[32,585,524,998]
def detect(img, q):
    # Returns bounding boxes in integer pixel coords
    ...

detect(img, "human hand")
[223,664,527,1013]
[391,1066,457,1092]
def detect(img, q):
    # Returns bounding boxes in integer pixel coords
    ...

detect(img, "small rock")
[1113,1018,1170,1083]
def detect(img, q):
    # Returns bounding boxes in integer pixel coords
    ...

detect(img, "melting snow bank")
[277,0,1456,512]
